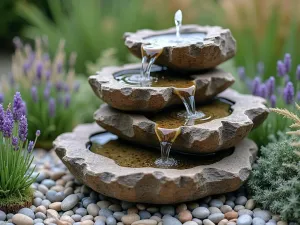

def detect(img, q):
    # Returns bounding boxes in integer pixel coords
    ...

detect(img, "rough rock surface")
[94,89,269,154]
[124,25,236,71]
[54,123,257,204]
[89,63,234,111]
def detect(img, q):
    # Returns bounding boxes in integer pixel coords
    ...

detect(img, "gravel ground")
[0,150,294,225]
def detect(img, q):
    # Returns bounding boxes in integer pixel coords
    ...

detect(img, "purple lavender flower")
[297,91,300,101]
[296,65,300,81]
[0,105,4,131]
[64,84,69,93]
[270,95,277,108]
[45,70,51,81]
[57,62,63,74]
[13,92,25,121]
[3,108,14,138]
[12,136,19,150]
[64,94,71,108]
[266,76,275,97]
[259,84,267,99]
[44,87,50,100]
[36,130,41,137]
[36,61,43,80]
[284,75,290,85]
[252,77,261,96]
[0,93,4,104]
[18,115,28,142]
[20,102,27,117]
[257,62,264,76]
[23,61,31,74]
[31,86,38,103]
[284,53,292,73]
[55,81,64,92]
[28,140,34,153]
[277,60,286,77]
[283,82,294,105]
[49,98,56,117]
[237,67,246,80]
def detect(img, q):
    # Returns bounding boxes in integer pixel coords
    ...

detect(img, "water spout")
[174,10,182,39]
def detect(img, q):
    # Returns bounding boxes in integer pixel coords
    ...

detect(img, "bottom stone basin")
[54,123,258,204]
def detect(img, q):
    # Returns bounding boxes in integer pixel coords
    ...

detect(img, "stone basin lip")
[88,63,235,112]
[124,25,236,71]
[54,122,257,204]
[94,89,269,154]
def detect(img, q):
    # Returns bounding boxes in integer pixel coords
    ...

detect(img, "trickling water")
[174,10,182,39]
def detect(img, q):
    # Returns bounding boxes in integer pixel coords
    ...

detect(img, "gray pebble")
[41,199,51,208]
[35,212,46,220]
[106,215,117,225]
[237,214,252,225]
[18,208,35,219]
[209,199,223,208]
[160,206,175,216]
[33,198,43,207]
[61,194,79,211]
[87,203,100,217]
[55,192,65,202]
[208,213,224,223]
[235,196,247,206]
[208,207,221,214]
[121,201,134,210]
[253,210,272,222]
[41,179,56,188]
[192,218,203,225]
[6,213,14,220]
[99,208,113,217]
[234,205,245,211]
[35,223,45,225]
[220,205,232,213]
[75,208,87,217]
[266,220,276,225]
[36,172,47,183]
[108,204,122,212]
[139,210,151,219]
[34,191,44,199]
[38,184,48,194]
[46,190,57,202]
[163,216,182,225]
[225,201,235,208]
[33,218,43,223]
[253,217,266,225]
[0,211,6,221]
[63,187,73,197]
[203,219,214,225]
[82,198,95,208]
[71,214,82,222]
[192,207,210,219]
[238,209,253,216]
[95,221,106,225]
[113,212,124,221]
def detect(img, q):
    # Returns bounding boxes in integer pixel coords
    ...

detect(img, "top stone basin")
[124,25,236,71]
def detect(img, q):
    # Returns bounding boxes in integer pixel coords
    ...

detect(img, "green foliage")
[248,134,300,222]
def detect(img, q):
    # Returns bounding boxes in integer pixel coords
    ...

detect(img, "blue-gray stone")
[55,192,65,202]
[36,172,47,183]
[253,210,272,222]
[75,208,87,217]
[237,214,252,225]
[238,209,253,216]
[35,223,45,225]
[41,199,51,208]
[0,211,6,221]
[95,220,105,225]
[235,196,248,206]
[90,191,98,200]
[208,213,224,223]
[253,217,266,225]
[113,212,124,221]
[82,198,95,208]
[18,208,35,219]
[46,190,57,203]
[33,218,44,223]
[35,212,46,220]
[121,201,134,210]
[192,207,210,219]
[6,213,14,220]
[61,194,79,211]
[209,199,223,208]
[266,220,276,225]
[41,179,55,188]
[98,208,113,217]
[71,214,82,222]
[163,216,182,225]
[106,216,117,225]
[160,206,175,216]
[139,210,151,219]
[33,197,43,207]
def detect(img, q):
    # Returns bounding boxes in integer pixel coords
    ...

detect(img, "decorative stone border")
[54,123,257,204]
[94,89,269,154]
[89,63,234,112]
[124,25,236,71]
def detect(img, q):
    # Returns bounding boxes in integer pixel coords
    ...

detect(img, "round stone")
[41,199,51,208]
[220,205,232,213]
[99,208,113,217]
[245,199,255,210]
[0,211,6,221]
[113,212,125,221]
[12,214,33,225]
[55,192,65,202]
[106,216,117,225]
[183,222,198,225]
[97,200,111,209]
[121,214,140,225]
[237,214,252,225]
[139,211,151,219]
[160,206,175,216]
[209,199,223,208]
[81,215,94,221]
[72,214,82,222]
[225,201,235,208]
[87,203,100,217]
[208,207,221,214]
[192,218,203,225]
[238,209,253,217]
[203,219,214,225]
[176,204,187,214]
[121,201,134,210]
[49,202,62,211]
[253,217,266,225]
[80,220,94,225]
[35,212,46,220]
[178,210,192,223]
[265,220,276,225]
[147,207,159,213]
[187,203,199,211]
[132,219,158,225]
[33,197,43,207]
[33,218,43,224]
[38,184,48,194]
[109,204,122,212]
[234,205,245,211]
[75,208,87,217]
[235,196,247,206]
[18,208,35,220]
[95,221,106,225]
[225,211,238,220]
[192,207,210,219]
[162,216,182,225]
[208,213,224,223]
[218,219,229,225]
[253,210,271,222]
[61,194,79,211]
[41,179,56,188]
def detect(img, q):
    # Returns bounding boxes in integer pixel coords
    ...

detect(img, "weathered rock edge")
[89,63,235,111]
[124,25,236,71]
[94,89,269,154]
[54,123,257,204]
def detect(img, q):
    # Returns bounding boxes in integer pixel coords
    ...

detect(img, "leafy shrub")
[0,37,80,148]
[0,92,39,202]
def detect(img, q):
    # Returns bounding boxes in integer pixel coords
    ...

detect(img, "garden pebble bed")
[0,150,291,225]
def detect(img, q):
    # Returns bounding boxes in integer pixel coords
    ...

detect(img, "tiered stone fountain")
[54,11,269,204]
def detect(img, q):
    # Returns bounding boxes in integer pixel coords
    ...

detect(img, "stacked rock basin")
[54,25,269,204]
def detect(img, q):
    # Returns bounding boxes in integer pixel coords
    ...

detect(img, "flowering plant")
[0,92,39,203]
[0,37,80,148]
[237,53,299,145]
